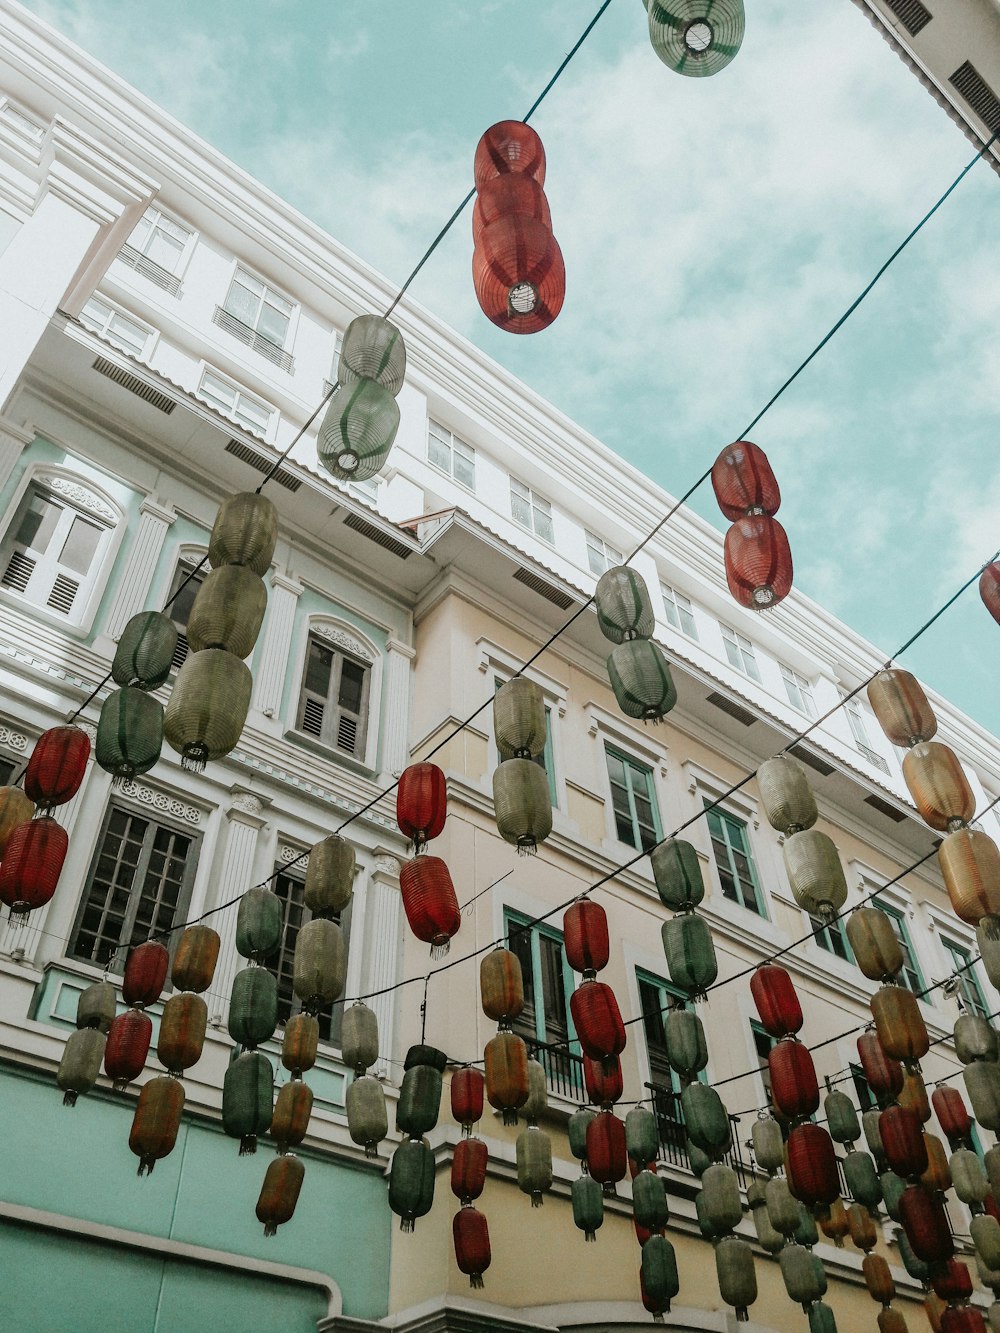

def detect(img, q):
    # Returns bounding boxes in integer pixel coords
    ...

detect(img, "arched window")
[293,618,382,768]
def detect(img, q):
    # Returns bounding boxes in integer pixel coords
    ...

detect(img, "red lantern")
[570,980,626,1067]
[396,763,447,848]
[985,1192,1000,1224]
[586,1110,627,1195]
[635,1217,663,1246]
[24,725,90,808]
[857,1031,904,1105]
[786,1123,840,1206]
[768,1040,819,1121]
[584,1053,623,1107]
[980,563,1000,628]
[400,855,461,957]
[451,1136,488,1203]
[104,1008,152,1091]
[750,964,803,1039]
[880,1104,928,1180]
[724,514,793,611]
[930,1258,973,1302]
[474,120,546,190]
[932,1086,972,1147]
[564,900,610,976]
[472,173,552,246]
[451,1066,484,1131]
[453,1206,491,1289]
[473,216,565,335]
[0,816,68,916]
[711,440,781,521]
[122,941,169,1008]
[898,1183,954,1263]
[941,1309,987,1333]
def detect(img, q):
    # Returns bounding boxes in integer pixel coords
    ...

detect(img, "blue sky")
[23,0,1000,736]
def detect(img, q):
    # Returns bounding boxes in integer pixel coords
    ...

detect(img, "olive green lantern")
[388,1137,435,1231]
[318,377,400,482]
[626,1106,659,1165]
[765,1176,801,1237]
[646,0,745,80]
[896,1226,930,1283]
[292,918,346,1012]
[987,1145,1000,1200]
[77,980,117,1034]
[951,1147,988,1207]
[58,1027,106,1106]
[793,1204,819,1249]
[782,829,848,922]
[493,758,552,854]
[607,639,677,724]
[682,1082,730,1159]
[494,676,546,759]
[807,1303,838,1333]
[346,1073,388,1157]
[751,1115,784,1175]
[955,1013,999,1064]
[572,1172,603,1241]
[715,1235,757,1320]
[661,912,718,997]
[396,1062,443,1138]
[523,1058,548,1125]
[847,907,904,982]
[780,1244,827,1312]
[862,1109,885,1163]
[186,565,267,659]
[843,1150,882,1211]
[96,687,163,782]
[880,1170,905,1222]
[569,1107,596,1168]
[972,1214,1000,1270]
[222,1050,274,1155]
[651,838,705,911]
[228,967,278,1049]
[341,1002,379,1075]
[163,647,252,771]
[687,1139,713,1178]
[209,492,278,575]
[237,888,283,961]
[338,313,407,394]
[632,1168,669,1231]
[702,1162,742,1232]
[594,566,654,644]
[665,1007,708,1081]
[112,610,177,690]
[516,1125,553,1206]
[757,756,817,835]
[824,1089,860,1146]
[641,1235,679,1317]
[965,1061,1000,1131]
[747,1180,783,1255]
[304,835,355,918]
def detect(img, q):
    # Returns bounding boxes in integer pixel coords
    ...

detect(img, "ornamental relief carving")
[230,790,266,816]
[312,621,374,664]
[279,843,309,869]
[374,853,402,878]
[118,779,202,825]
[0,724,29,753]
[44,474,118,524]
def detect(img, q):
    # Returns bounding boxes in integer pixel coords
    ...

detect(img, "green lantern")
[112,610,177,690]
[607,639,677,724]
[695,1186,719,1240]
[594,567,654,644]
[516,1125,553,1206]
[493,758,552,854]
[77,980,117,1033]
[646,0,745,80]
[494,677,546,759]
[747,1180,783,1255]
[632,1169,669,1231]
[661,913,718,997]
[523,1058,548,1125]
[626,1106,659,1165]
[896,1226,931,1283]
[955,1013,999,1064]
[843,1150,882,1211]
[972,1214,1000,1270]
[640,1235,679,1317]
[222,1050,274,1154]
[782,829,848,922]
[341,1002,379,1075]
[714,1235,757,1320]
[96,687,163,782]
[793,1204,819,1249]
[292,918,346,1012]
[751,1116,784,1175]
[569,1108,596,1167]
[757,756,817,835]
[572,1172,603,1241]
[824,1089,860,1146]
[237,888,283,961]
[338,313,407,395]
[228,967,278,1049]
[304,835,355,918]
[665,1008,708,1081]
[57,1027,106,1107]
[650,838,705,911]
[163,647,252,771]
[780,1244,827,1312]
[681,1082,730,1158]
[346,1073,388,1157]
[687,1139,712,1178]
[807,1302,838,1333]
[951,1148,988,1207]
[880,1170,905,1222]
[396,1063,443,1138]
[702,1162,742,1232]
[765,1176,800,1237]
[186,565,267,659]
[318,377,400,482]
[967,1061,1000,1132]
[209,492,277,575]
[388,1137,435,1231]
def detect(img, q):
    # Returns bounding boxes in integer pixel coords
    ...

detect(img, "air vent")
[171,632,190,674]
[343,512,413,560]
[213,308,295,373]
[47,573,79,614]
[1,551,34,592]
[512,567,574,609]
[788,744,835,777]
[864,793,907,823]
[224,438,301,492]
[705,692,757,727]
[950,61,1000,133]
[116,243,182,296]
[92,357,176,414]
[883,0,932,36]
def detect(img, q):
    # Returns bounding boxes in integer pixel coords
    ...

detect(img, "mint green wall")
[0,1066,391,1325]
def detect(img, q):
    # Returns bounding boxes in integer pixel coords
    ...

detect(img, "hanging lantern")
[480,947,524,1026]
[473,216,565,334]
[517,1125,553,1205]
[172,925,220,994]
[825,1090,860,1146]
[711,439,780,521]
[951,1148,988,1207]
[122,941,169,1008]
[96,687,163,782]
[633,1168,669,1231]
[641,1234,679,1319]
[880,1105,928,1179]
[570,980,626,1067]
[572,1172,604,1241]
[473,171,551,244]
[864,1109,888,1164]
[871,985,929,1067]
[955,1014,998,1064]
[397,1047,445,1138]
[24,724,90,808]
[129,1074,185,1175]
[586,1110,627,1195]
[208,492,277,575]
[757,756,817,835]
[494,677,546,759]
[939,829,1000,925]
[665,1008,708,1081]
[607,639,678,724]
[186,565,267,659]
[844,1150,882,1210]
[682,1083,731,1159]
[58,1028,106,1107]
[751,1116,784,1175]
[867,669,937,747]
[980,916,1000,990]
[765,1177,801,1236]
[972,1214,1000,1269]
[933,1086,972,1146]
[848,1201,878,1251]
[715,1234,757,1321]
[474,120,546,189]
[223,1050,274,1155]
[484,1030,529,1124]
[899,1183,954,1262]
[396,764,447,849]
[647,0,745,79]
[451,1136,488,1203]
[451,1067,484,1133]
[787,1123,839,1206]
[317,377,399,482]
[229,967,278,1049]
[626,1107,659,1167]
[564,900,610,977]
[847,908,904,982]
[493,758,552,853]
[724,513,792,610]
[965,1062,1000,1132]
[270,1080,313,1153]
[901,1069,931,1123]
[163,648,252,772]
[0,786,34,856]
[256,1154,304,1237]
[338,313,406,394]
[862,1252,895,1306]
[346,1074,387,1157]
[0,816,68,917]
[292,918,346,1011]
[453,1206,491,1289]
[901,742,976,831]
[818,1197,850,1247]
[112,610,178,690]
[569,1107,597,1170]
[769,1041,819,1121]
[982,562,1000,626]
[651,838,705,910]
[341,1002,378,1076]
[858,1031,904,1105]
[880,1170,904,1222]
[523,1057,548,1124]
[750,964,803,1039]
[661,912,718,997]
[702,1162,743,1232]
[304,835,355,920]
[782,829,848,921]
[77,980,117,1034]
[594,567,655,644]
[748,1178,783,1253]
[236,887,283,962]
[896,1224,930,1282]
[400,855,461,957]
[780,1244,827,1311]
[389,1137,435,1232]
[157,993,208,1076]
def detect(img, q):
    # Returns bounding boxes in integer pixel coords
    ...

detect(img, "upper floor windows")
[119,207,193,294]
[706,801,765,916]
[586,531,622,577]
[505,909,582,1099]
[780,664,816,718]
[296,634,371,760]
[605,746,660,852]
[216,268,296,372]
[843,691,890,775]
[197,367,275,438]
[661,583,697,640]
[80,295,155,360]
[941,936,989,1019]
[428,421,476,490]
[165,557,205,673]
[874,902,924,994]
[510,478,554,544]
[721,624,762,684]
[811,912,854,964]
[270,861,351,1047]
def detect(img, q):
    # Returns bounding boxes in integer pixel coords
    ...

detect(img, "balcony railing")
[524,1036,586,1103]
[646,1081,750,1187]
[857,742,891,775]
[116,243,182,296]
[212,307,295,373]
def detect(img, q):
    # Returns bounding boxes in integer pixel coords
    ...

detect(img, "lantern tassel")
[584,1229,596,1242]
[263,1222,277,1238]
[652,1315,664,1325]
[239,1134,257,1156]
[601,1183,617,1198]
[516,840,537,857]
[400,1217,414,1234]
[469,1274,484,1290]
[735,1309,749,1323]
[365,1143,379,1159]
[181,745,207,774]
[137,1156,155,1177]
[113,1077,132,1093]
[531,1193,542,1208]
[502,1108,519,1127]
[430,941,451,961]
[7,903,29,923]
[62,1090,79,1108]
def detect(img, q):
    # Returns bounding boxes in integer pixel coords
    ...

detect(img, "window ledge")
[0,586,92,638]
[283,727,375,779]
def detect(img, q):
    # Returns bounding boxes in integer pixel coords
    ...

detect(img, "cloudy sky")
[22,0,1000,735]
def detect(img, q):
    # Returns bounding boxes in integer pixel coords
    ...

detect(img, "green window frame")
[941,937,989,1019]
[271,863,352,1048]
[637,970,703,1162]
[505,909,582,1099]
[605,745,661,851]
[705,801,766,917]
[874,902,925,994]
[810,912,855,964]
[495,677,557,807]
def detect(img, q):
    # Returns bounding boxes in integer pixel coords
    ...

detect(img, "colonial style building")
[0,3,997,1331]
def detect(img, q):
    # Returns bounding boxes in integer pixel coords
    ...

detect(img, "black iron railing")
[646,1081,750,1187]
[525,1036,586,1102]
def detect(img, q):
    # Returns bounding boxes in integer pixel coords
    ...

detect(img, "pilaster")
[0,417,33,498]
[382,636,415,778]
[253,572,303,723]
[208,788,271,1028]
[363,851,403,1078]
[103,496,177,641]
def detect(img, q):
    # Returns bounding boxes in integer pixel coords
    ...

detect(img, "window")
[0,755,16,785]
[296,636,371,760]
[752,1021,777,1112]
[605,747,660,851]
[811,912,854,964]
[325,332,344,392]
[197,368,274,437]
[495,678,557,807]
[874,902,925,994]
[510,478,554,544]
[0,482,114,621]
[70,805,197,967]
[427,421,476,490]
[941,937,989,1019]
[850,1065,876,1113]
[661,583,697,640]
[780,664,816,717]
[222,268,294,348]
[125,206,192,275]
[638,973,691,1162]
[165,558,206,672]
[506,910,583,1099]
[80,295,154,359]
[721,624,762,683]
[706,802,765,915]
[270,863,351,1047]
[842,692,890,775]
[585,531,622,577]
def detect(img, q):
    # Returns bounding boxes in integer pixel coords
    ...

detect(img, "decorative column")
[103,497,176,640]
[382,637,415,779]
[364,852,403,1078]
[0,418,33,497]
[208,787,271,1028]
[252,572,302,721]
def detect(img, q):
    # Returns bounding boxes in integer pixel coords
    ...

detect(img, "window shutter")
[47,573,80,614]
[301,692,326,737]
[1,551,35,592]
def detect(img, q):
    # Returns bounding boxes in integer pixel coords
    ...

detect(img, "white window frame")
[427,420,476,491]
[286,616,384,773]
[510,477,554,545]
[660,582,698,640]
[222,263,298,351]
[585,702,669,862]
[80,294,156,361]
[585,530,623,578]
[196,365,276,439]
[720,623,762,683]
[478,638,568,814]
[124,205,195,278]
[780,663,816,717]
[0,96,45,145]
